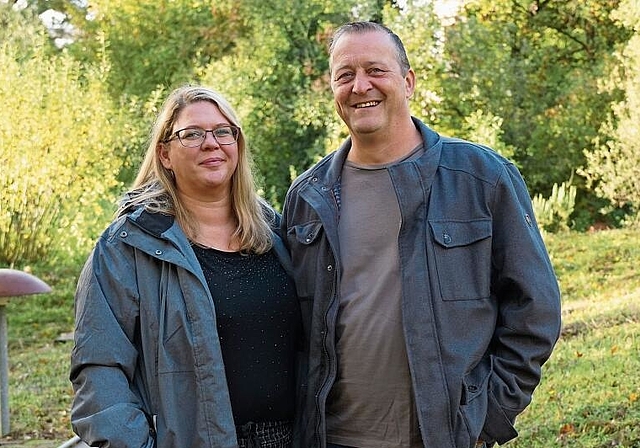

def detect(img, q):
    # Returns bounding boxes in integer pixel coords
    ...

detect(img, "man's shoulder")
[437,136,513,183]
[289,151,337,192]
[439,136,507,161]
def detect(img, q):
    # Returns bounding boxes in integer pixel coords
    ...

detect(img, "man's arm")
[482,163,562,444]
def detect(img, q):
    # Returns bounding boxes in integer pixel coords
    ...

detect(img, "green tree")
[581,0,640,221]
[0,4,127,266]
[384,0,447,123]
[65,0,246,98]
[438,0,632,225]
[1,1,54,54]
[202,0,387,207]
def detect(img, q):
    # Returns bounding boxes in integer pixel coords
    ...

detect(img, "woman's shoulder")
[97,208,175,249]
[258,198,281,228]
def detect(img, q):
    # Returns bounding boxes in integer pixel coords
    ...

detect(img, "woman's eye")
[181,129,204,139]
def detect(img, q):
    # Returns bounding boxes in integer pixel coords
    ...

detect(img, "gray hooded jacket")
[70,207,296,448]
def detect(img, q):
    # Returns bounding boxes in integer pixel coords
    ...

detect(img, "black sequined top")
[192,245,300,425]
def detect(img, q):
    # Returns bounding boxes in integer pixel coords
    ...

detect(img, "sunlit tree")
[439,0,632,227]
[0,3,127,265]
[581,0,640,222]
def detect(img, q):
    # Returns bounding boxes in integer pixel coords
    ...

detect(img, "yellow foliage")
[0,25,125,266]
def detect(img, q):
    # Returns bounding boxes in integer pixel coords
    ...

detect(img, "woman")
[70,85,303,448]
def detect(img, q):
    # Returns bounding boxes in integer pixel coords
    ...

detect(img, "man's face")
[329,30,415,139]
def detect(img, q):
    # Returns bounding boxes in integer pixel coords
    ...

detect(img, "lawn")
[510,229,640,447]
[3,228,640,446]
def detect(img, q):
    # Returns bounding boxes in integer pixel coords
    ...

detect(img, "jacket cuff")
[482,390,519,444]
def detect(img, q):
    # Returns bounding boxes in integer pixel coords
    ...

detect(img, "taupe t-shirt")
[326,147,424,448]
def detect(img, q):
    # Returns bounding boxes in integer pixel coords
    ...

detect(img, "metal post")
[0,302,8,435]
[0,269,52,437]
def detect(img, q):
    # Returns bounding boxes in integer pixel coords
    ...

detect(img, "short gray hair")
[329,21,411,75]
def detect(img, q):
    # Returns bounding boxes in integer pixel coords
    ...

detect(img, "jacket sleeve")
[70,238,155,448]
[482,163,562,444]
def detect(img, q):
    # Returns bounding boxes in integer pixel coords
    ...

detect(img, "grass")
[510,228,640,447]
[4,264,77,444]
[3,228,640,446]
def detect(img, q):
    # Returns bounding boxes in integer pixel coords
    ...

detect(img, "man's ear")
[405,68,416,98]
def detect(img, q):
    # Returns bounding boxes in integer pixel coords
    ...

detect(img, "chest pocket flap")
[290,221,323,245]
[430,219,492,248]
[429,219,492,301]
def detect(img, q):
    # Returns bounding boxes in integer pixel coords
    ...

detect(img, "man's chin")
[348,118,382,136]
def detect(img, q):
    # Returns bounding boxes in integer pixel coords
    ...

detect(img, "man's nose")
[352,73,372,94]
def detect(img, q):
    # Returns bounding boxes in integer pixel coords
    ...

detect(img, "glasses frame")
[165,125,241,147]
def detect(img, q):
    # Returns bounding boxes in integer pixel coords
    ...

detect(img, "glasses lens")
[174,126,239,147]
[213,126,238,145]
[177,128,206,147]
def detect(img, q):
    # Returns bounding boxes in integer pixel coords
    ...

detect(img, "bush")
[0,7,127,266]
[532,181,577,233]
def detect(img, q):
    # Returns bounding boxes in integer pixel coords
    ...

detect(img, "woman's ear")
[158,142,172,170]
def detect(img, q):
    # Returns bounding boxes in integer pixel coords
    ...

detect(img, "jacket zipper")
[315,278,339,448]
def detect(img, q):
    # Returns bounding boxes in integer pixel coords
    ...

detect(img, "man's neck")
[347,121,422,166]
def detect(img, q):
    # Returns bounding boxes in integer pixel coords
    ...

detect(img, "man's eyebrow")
[332,60,387,72]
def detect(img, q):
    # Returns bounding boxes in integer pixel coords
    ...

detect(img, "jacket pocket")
[290,221,323,246]
[455,359,492,447]
[286,221,325,302]
[429,219,492,301]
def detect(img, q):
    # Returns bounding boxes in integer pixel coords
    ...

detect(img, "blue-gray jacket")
[70,207,297,448]
[281,118,562,448]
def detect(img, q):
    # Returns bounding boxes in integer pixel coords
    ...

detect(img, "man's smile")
[354,101,380,108]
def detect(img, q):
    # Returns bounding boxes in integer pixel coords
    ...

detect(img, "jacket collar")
[309,117,442,184]
[130,208,174,237]
[123,207,190,254]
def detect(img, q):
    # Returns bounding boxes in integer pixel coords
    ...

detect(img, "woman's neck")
[179,192,240,252]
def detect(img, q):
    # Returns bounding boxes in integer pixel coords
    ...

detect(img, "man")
[282,21,561,448]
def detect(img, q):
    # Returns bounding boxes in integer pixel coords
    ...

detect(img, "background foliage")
[0,4,128,267]
[438,0,633,228]
[581,0,640,223]
[2,0,640,445]
[2,0,640,265]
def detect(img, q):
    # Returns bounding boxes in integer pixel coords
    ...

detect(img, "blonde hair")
[118,85,274,254]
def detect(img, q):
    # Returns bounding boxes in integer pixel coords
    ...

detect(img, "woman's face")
[159,101,239,201]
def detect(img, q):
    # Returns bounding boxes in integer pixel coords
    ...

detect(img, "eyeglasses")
[165,125,240,147]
